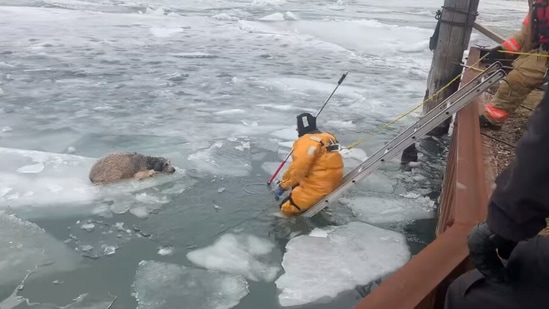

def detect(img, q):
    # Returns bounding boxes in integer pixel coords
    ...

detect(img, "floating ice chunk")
[130,207,149,219]
[68,218,132,260]
[133,260,249,309]
[345,194,436,224]
[217,187,226,193]
[1,290,109,309]
[157,247,174,256]
[135,192,170,205]
[214,109,246,115]
[409,161,421,167]
[187,233,280,282]
[145,7,165,16]
[186,138,252,177]
[275,222,410,307]
[278,141,294,149]
[259,13,285,21]
[235,140,250,151]
[241,120,258,127]
[308,227,334,238]
[0,211,81,287]
[1,187,13,197]
[149,27,184,38]
[284,11,299,20]
[80,245,94,253]
[81,223,95,232]
[270,128,297,140]
[400,192,421,199]
[0,147,185,212]
[109,199,132,214]
[340,147,368,162]
[16,162,45,174]
[355,172,396,193]
[102,245,116,256]
[212,13,239,21]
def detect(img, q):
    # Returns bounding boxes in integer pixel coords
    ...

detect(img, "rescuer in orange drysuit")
[480,0,549,130]
[273,113,344,217]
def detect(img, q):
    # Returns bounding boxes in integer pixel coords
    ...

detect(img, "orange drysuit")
[278,131,344,216]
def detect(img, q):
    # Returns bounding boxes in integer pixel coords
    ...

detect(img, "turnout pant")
[482,50,548,127]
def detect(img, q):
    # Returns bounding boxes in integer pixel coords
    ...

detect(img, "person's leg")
[481,53,548,129]
[444,268,546,309]
[278,194,303,217]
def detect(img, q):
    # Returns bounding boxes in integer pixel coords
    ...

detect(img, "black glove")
[485,45,505,60]
[467,222,518,283]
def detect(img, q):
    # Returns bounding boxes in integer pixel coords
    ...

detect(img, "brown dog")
[89,152,176,185]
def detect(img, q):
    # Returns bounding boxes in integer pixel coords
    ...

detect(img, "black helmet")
[296,112,318,137]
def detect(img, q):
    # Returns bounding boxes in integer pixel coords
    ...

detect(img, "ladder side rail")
[341,62,501,185]
[302,69,506,217]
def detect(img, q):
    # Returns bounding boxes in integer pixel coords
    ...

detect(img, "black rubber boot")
[479,115,502,131]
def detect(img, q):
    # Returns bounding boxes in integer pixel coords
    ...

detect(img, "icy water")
[0,0,527,308]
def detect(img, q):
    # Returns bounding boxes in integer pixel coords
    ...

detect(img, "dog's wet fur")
[89,152,176,185]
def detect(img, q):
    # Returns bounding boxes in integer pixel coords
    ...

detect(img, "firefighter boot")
[479,114,502,131]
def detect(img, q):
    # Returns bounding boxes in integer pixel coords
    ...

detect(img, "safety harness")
[309,133,341,153]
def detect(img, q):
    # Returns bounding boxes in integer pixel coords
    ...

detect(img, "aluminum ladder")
[301,61,506,218]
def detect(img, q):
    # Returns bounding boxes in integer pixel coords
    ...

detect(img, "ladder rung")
[301,67,506,218]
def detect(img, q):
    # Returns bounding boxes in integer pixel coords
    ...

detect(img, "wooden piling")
[401,0,480,166]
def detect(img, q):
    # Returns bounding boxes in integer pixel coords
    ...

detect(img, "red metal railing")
[352,46,490,309]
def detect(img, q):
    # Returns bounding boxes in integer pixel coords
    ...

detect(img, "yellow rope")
[500,50,549,57]
[345,52,492,150]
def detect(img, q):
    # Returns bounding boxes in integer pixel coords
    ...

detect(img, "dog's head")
[150,157,176,174]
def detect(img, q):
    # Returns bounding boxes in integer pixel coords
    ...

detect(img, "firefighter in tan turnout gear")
[480,0,549,130]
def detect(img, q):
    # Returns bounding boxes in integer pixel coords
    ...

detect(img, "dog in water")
[89,152,176,185]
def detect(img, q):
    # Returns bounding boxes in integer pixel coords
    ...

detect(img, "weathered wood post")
[401,0,480,167]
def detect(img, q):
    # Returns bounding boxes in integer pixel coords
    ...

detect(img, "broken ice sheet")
[186,137,252,177]
[157,247,174,256]
[187,233,280,282]
[0,147,186,213]
[275,222,411,307]
[67,219,131,259]
[15,293,116,309]
[133,260,249,309]
[344,193,436,224]
[0,211,81,287]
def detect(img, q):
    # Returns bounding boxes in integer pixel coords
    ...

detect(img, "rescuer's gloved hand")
[274,186,285,201]
[486,45,505,60]
[467,221,518,283]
